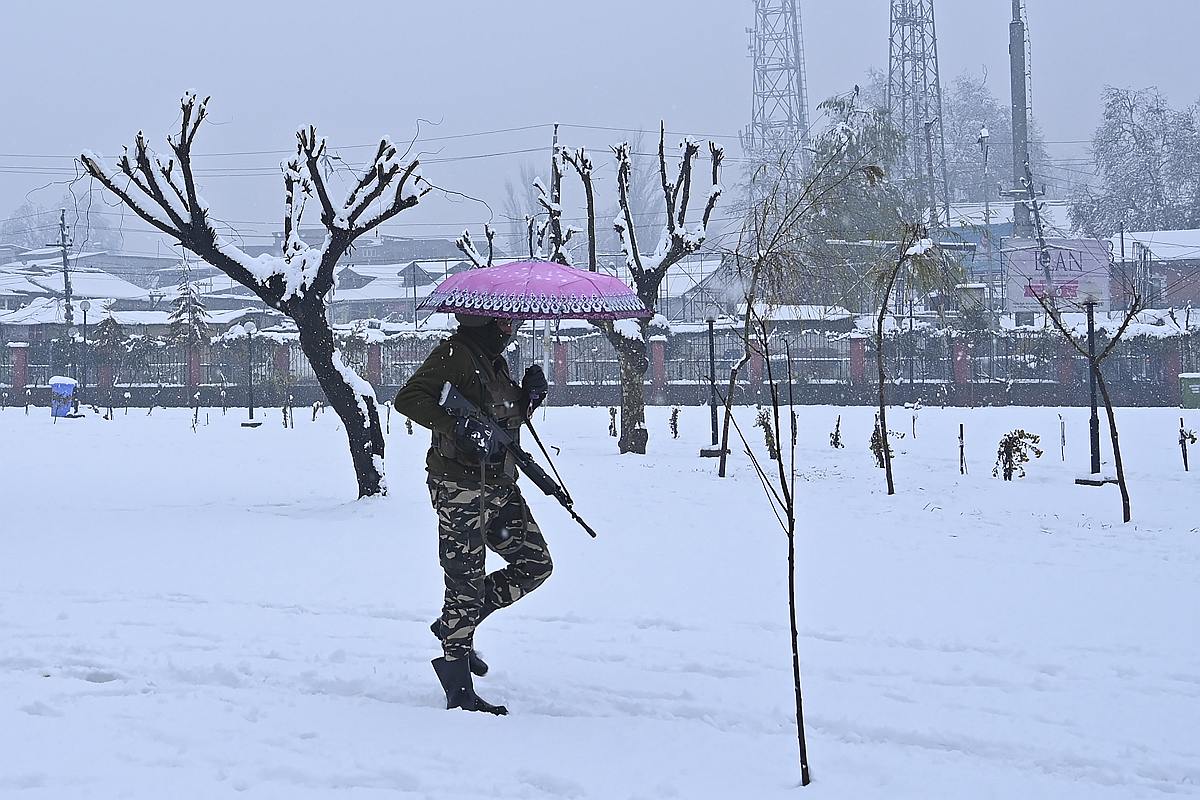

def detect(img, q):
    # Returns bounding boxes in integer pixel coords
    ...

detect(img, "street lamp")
[1084,298,1102,475]
[242,321,260,428]
[67,324,78,412]
[700,312,725,458]
[80,301,91,407]
[707,315,719,446]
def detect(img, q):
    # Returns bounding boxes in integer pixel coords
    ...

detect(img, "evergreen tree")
[92,314,127,368]
[168,278,212,348]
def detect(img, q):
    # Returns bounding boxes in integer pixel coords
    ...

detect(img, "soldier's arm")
[393,341,462,435]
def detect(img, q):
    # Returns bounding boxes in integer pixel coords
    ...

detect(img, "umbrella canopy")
[417,260,650,321]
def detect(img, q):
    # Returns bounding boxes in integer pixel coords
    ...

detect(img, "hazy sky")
[2,0,1197,254]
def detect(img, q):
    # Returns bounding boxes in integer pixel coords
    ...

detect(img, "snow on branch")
[82,93,431,311]
[615,123,724,290]
[456,225,496,268]
[534,161,570,265]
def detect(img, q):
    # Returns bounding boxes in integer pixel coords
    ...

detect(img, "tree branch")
[561,147,598,271]
[613,143,645,275]
[297,126,336,225]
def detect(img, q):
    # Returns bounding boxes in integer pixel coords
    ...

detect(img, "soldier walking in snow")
[393,313,552,716]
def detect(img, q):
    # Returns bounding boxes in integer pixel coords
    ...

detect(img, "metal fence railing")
[4,328,1195,404]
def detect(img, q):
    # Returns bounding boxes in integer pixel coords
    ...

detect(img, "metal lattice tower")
[742,0,810,185]
[887,0,950,228]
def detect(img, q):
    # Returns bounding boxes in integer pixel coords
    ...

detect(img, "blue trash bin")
[50,376,77,417]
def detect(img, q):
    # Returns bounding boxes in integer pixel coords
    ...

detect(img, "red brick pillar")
[273,343,291,383]
[367,343,382,385]
[9,344,28,390]
[749,351,764,384]
[953,338,971,384]
[187,347,202,387]
[849,337,867,384]
[649,337,666,403]
[1057,342,1077,387]
[553,340,569,386]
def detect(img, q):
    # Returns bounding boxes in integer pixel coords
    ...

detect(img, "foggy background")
[1,0,1196,253]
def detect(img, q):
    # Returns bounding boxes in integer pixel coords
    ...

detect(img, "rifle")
[439,382,598,538]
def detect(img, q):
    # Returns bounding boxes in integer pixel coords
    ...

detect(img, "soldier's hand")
[522,364,549,413]
[454,417,501,461]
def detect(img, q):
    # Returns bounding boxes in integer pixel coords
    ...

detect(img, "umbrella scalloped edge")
[418,289,651,321]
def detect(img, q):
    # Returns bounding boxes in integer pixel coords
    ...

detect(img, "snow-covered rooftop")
[1110,229,1200,262]
[737,303,852,322]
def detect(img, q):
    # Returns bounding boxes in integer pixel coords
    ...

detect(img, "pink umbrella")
[417,260,650,320]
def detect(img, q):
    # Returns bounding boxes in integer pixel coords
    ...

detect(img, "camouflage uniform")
[394,320,554,663]
[429,478,553,660]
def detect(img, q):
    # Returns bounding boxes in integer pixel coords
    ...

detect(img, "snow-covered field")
[1,403,1197,799]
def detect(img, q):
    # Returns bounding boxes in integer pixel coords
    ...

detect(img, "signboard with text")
[1003,238,1111,312]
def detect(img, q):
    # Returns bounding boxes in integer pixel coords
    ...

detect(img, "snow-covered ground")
[1,403,1197,799]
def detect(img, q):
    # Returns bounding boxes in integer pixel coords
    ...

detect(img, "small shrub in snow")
[669,407,680,439]
[829,415,844,449]
[993,430,1043,481]
[869,415,892,468]
[608,407,618,437]
[754,405,779,461]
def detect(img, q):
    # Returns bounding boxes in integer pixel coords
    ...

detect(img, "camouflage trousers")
[428,477,553,661]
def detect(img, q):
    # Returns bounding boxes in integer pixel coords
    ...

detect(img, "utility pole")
[1023,161,1052,295]
[1009,0,1032,237]
[544,124,560,383]
[51,209,74,327]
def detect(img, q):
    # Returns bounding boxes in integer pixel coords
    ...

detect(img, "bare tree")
[81,93,429,497]
[713,310,811,786]
[869,224,940,495]
[714,154,890,475]
[562,124,723,453]
[1031,289,1145,522]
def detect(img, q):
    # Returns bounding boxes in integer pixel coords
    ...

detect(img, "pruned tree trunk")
[615,338,650,454]
[294,305,386,497]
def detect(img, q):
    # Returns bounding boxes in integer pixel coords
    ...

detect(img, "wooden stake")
[959,423,966,475]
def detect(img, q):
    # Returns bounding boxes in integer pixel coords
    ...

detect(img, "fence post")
[553,340,569,386]
[649,336,666,404]
[849,337,867,384]
[9,343,28,390]
[367,343,383,385]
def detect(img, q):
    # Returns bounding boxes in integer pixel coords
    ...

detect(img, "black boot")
[431,657,508,715]
[430,620,489,677]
